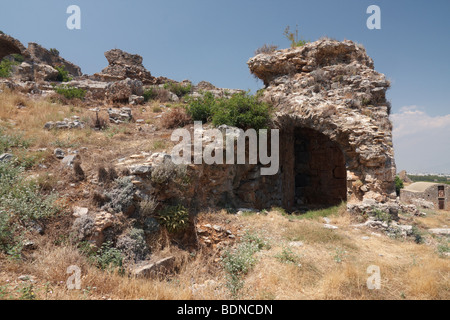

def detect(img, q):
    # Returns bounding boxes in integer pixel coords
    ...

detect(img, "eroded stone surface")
[248,39,397,210]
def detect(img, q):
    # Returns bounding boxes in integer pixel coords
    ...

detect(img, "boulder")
[106,78,143,103]
[131,256,175,278]
[61,154,80,167]
[0,153,13,162]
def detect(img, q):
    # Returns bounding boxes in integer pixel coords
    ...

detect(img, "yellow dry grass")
[0,89,448,300]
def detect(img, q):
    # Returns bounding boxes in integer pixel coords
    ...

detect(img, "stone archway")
[0,33,28,61]
[293,127,347,209]
[278,125,350,211]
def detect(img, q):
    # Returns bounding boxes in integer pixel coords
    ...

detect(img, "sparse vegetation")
[284,25,308,48]
[90,241,124,273]
[221,240,261,298]
[275,246,300,264]
[151,161,189,185]
[254,44,278,55]
[395,176,404,196]
[49,48,60,56]
[54,85,86,100]
[0,57,19,78]
[161,107,191,129]
[164,82,192,97]
[55,65,72,82]
[0,127,32,153]
[157,204,189,233]
[0,161,59,256]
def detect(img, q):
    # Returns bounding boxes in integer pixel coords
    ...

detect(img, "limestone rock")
[429,228,450,236]
[108,107,133,123]
[106,78,143,103]
[95,49,154,84]
[73,206,89,217]
[249,38,396,209]
[61,154,80,167]
[0,153,13,162]
[132,256,176,278]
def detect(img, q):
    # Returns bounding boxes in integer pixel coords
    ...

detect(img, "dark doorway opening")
[293,128,347,210]
[439,199,445,210]
[438,186,445,210]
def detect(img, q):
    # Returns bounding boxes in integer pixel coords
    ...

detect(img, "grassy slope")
[0,89,448,300]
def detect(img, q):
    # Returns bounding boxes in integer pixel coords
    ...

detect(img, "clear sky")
[1,0,449,174]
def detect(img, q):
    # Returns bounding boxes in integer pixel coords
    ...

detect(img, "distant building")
[400,182,449,210]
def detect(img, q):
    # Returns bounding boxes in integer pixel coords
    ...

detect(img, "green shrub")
[143,88,158,102]
[54,85,86,100]
[49,48,60,56]
[0,161,59,256]
[222,241,260,298]
[55,65,72,82]
[186,91,216,123]
[275,247,299,264]
[211,92,272,130]
[373,208,392,224]
[411,226,423,244]
[395,176,404,196]
[93,241,124,273]
[0,128,32,153]
[11,54,24,63]
[164,82,192,97]
[0,59,18,78]
[187,92,272,130]
[157,204,189,233]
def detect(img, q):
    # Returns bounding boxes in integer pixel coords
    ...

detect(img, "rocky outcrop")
[27,42,82,77]
[0,34,82,83]
[0,33,29,61]
[248,39,396,210]
[95,49,155,84]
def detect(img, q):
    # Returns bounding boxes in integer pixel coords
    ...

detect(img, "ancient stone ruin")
[248,39,397,211]
[113,39,398,217]
[94,49,155,84]
[0,32,398,216]
[401,182,449,211]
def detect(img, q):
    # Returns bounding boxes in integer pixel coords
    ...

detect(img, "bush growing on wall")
[186,92,272,131]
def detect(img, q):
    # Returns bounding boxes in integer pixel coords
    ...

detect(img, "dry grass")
[0,89,448,300]
[0,202,448,300]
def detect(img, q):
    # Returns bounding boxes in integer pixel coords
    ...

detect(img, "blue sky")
[1,0,449,173]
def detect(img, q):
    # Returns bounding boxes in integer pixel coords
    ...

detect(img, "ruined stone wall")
[400,184,450,210]
[248,39,397,210]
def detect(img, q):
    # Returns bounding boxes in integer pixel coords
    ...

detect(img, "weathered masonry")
[400,182,450,211]
[248,39,397,211]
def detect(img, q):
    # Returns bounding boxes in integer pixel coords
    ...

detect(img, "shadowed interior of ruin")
[292,127,347,210]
